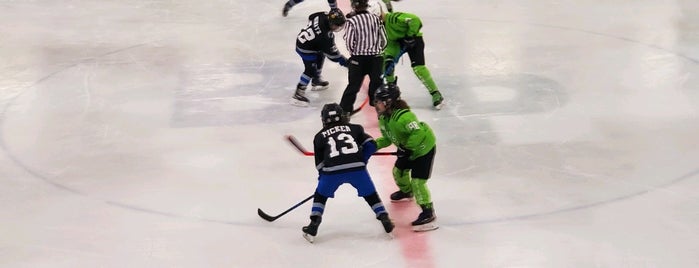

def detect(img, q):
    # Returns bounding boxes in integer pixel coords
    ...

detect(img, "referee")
[340,0,387,115]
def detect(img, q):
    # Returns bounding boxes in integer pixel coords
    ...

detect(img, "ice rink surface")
[1,0,698,267]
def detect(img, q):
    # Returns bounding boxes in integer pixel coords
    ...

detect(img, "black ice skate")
[302,216,322,243]
[290,84,310,107]
[311,77,330,91]
[431,91,445,110]
[282,2,292,17]
[376,212,395,237]
[411,205,438,232]
[390,190,413,202]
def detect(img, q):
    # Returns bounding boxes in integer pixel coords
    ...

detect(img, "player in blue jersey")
[301,103,394,243]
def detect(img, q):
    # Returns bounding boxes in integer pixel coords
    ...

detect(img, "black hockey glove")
[400,37,416,49]
[338,56,348,67]
[396,147,412,158]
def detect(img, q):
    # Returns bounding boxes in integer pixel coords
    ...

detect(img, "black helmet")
[327,9,346,27]
[321,103,347,126]
[374,83,401,103]
[351,0,369,10]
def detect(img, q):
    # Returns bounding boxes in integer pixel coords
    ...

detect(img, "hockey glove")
[362,140,378,163]
[396,147,412,158]
[338,56,348,67]
[400,37,416,49]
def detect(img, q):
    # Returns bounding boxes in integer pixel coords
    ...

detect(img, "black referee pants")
[340,55,384,114]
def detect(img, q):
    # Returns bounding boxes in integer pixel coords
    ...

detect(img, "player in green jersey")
[374,7,445,110]
[373,83,439,231]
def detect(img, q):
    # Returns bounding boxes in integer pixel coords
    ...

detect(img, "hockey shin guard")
[310,192,328,217]
[392,167,412,193]
[412,65,439,94]
[410,178,432,207]
[363,192,388,216]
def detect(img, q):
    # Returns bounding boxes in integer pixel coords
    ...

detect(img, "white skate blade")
[303,233,315,243]
[412,222,439,232]
[310,85,329,91]
[290,98,309,107]
[433,101,445,110]
[389,197,413,203]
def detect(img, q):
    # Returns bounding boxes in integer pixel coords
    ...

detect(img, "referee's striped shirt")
[343,12,386,56]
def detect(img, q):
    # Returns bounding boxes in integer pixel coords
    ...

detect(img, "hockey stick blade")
[286,135,314,156]
[257,208,278,222]
[350,98,369,116]
[257,194,314,222]
[286,135,397,156]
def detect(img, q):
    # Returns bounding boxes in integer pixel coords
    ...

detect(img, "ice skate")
[377,213,395,238]
[431,91,444,110]
[290,85,310,107]
[302,216,321,243]
[311,77,330,91]
[411,205,438,232]
[282,2,292,17]
[390,190,413,202]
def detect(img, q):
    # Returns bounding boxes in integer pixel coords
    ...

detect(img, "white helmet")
[367,1,386,17]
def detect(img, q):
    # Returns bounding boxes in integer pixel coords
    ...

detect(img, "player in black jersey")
[302,103,394,243]
[291,10,349,107]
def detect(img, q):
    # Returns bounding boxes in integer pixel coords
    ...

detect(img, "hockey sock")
[392,167,412,193]
[310,192,328,217]
[410,178,432,207]
[363,192,388,216]
[298,73,311,87]
[412,65,439,94]
[384,57,397,83]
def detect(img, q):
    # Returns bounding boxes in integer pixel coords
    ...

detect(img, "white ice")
[1,0,698,267]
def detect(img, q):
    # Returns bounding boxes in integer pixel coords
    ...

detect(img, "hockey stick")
[350,97,369,116]
[257,194,314,222]
[286,135,397,156]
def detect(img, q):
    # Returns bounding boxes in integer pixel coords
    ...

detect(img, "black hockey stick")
[257,194,314,222]
[350,97,369,116]
[285,135,397,156]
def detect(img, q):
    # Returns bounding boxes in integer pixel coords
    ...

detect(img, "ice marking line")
[448,168,699,226]
[0,12,698,234]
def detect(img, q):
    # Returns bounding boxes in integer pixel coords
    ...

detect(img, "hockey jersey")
[313,123,377,174]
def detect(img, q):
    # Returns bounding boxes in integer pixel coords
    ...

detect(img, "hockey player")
[376,7,445,110]
[283,0,338,17]
[302,103,395,243]
[291,10,349,107]
[373,84,439,231]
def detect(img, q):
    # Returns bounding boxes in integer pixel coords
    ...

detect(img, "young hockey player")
[375,7,445,110]
[373,84,439,231]
[283,0,338,17]
[302,103,395,243]
[291,10,349,107]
